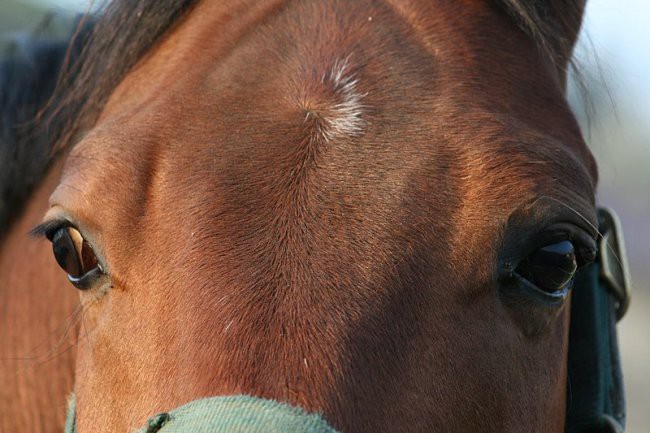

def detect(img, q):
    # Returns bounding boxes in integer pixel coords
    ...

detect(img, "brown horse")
[1,0,606,432]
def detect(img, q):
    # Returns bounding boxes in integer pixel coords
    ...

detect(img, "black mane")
[0,18,95,235]
[0,0,198,236]
[0,35,67,233]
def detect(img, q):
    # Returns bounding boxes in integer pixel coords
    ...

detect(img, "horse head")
[4,1,624,432]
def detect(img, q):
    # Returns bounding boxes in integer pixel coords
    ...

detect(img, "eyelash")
[30,219,73,240]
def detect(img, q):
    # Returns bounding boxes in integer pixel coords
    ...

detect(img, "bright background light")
[568,3,650,431]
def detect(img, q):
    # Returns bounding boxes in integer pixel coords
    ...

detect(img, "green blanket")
[65,394,339,433]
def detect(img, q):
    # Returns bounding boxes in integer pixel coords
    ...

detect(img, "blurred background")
[567,2,650,431]
[1,0,648,431]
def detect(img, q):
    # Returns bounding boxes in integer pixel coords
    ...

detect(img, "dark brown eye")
[51,227,101,289]
[516,240,578,293]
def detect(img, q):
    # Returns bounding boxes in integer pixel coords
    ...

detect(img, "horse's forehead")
[96,0,500,125]
[90,0,580,153]
[61,0,596,237]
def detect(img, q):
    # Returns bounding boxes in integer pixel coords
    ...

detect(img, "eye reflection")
[516,240,578,293]
[51,226,100,282]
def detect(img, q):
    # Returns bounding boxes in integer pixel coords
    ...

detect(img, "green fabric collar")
[64,394,339,433]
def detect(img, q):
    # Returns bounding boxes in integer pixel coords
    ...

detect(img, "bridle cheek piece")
[565,207,630,433]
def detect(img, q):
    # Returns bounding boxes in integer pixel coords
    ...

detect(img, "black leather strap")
[565,208,629,433]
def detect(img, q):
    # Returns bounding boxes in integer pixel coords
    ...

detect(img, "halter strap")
[565,208,629,433]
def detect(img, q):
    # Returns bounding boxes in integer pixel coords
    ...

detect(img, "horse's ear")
[497,0,587,69]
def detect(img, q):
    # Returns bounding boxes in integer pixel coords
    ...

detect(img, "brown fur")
[1,0,596,432]
[0,162,78,432]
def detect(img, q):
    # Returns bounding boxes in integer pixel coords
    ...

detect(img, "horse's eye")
[516,240,577,293]
[51,227,101,289]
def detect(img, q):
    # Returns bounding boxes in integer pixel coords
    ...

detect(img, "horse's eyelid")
[29,220,68,239]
